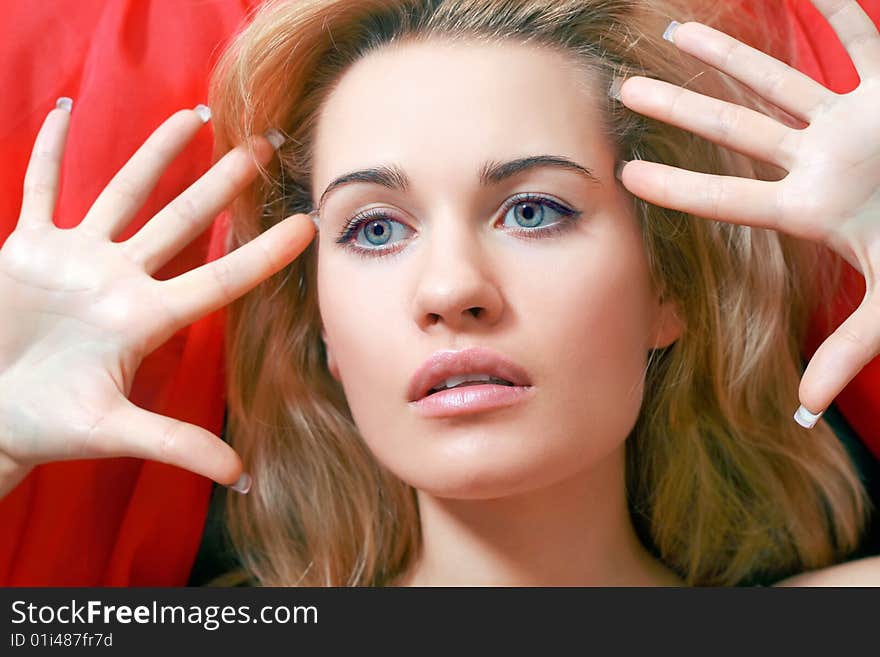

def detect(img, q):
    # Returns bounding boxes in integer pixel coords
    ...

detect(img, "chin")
[388,432,589,501]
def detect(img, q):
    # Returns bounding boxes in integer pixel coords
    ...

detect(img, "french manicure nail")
[608,76,625,102]
[264,128,286,150]
[615,160,630,181]
[56,97,73,113]
[663,20,681,43]
[310,213,320,230]
[193,104,212,123]
[227,472,252,494]
[793,405,824,429]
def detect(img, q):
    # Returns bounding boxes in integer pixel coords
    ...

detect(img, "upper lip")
[407,347,533,402]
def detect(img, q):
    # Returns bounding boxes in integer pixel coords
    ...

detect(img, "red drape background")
[1,0,878,586]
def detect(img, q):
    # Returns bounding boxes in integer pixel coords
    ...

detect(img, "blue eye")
[336,193,581,258]
[336,208,413,252]
[363,219,392,245]
[499,193,578,232]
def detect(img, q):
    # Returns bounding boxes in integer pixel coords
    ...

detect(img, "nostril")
[425,308,484,325]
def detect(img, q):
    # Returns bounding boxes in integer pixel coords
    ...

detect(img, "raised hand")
[616,0,880,428]
[0,101,315,497]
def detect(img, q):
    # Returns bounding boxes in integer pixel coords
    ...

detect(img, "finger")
[619,160,789,232]
[80,107,211,239]
[18,98,73,226]
[665,21,834,122]
[84,396,247,488]
[811,0,880,79]
[620,77,799,170]
[159,213,315,328]
[121,133,281,275]
[794,293,880,428]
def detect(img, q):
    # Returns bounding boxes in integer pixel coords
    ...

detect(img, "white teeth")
[444,374,492,388]
[431,373,514,393]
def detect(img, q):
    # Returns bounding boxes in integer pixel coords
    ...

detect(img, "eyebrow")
[314,155,599,215]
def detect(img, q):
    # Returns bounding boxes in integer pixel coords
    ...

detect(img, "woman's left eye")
[497,193,580,234]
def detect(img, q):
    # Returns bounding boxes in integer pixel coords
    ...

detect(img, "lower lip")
[409,384,535,418]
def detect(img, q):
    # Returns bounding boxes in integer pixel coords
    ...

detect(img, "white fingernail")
[56,97,73,113]
[311,213,320,230]
[793,405,823,429]
[663,20,681,43]
[608,76,625,101]
[228,472,252,494]
[193,104,212,123]
[264,128,286,150]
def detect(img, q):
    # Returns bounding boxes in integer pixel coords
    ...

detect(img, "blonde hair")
[208,0,870,586]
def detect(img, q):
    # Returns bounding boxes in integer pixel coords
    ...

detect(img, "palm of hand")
[0,225,174,465]
[0,106,314,486]
[617,1,880,426]
[782,79,880,276]
[2,226,176,361]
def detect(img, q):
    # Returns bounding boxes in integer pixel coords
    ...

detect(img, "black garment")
[823,402,880,559]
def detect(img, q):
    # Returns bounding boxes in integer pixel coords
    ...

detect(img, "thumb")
[795,293,880,428]
[90,397,250,492]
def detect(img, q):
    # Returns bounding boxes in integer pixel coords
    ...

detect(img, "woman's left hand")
[616,0,880,428]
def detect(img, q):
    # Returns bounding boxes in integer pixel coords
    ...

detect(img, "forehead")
[311,38,609,191]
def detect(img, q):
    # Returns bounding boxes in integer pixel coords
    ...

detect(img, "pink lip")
[406,347,534,418]
[409,383,536,418]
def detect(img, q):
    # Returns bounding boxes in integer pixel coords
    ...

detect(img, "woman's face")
[312,39,682,499]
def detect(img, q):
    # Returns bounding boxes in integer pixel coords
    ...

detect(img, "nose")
[411,215,504,333]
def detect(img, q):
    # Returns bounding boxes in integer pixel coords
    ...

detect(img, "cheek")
[513,220,657,449]
[523,222,656,381]
[317,252,408,404]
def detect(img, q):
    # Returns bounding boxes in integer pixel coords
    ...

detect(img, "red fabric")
[0,0,258,586]
[0,0,878,586]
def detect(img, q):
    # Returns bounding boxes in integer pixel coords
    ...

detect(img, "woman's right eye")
[335,209,415,257]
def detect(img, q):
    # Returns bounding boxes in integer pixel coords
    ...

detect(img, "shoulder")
[771,556,880,586]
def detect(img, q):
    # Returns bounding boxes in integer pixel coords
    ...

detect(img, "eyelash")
[334,193,582,259]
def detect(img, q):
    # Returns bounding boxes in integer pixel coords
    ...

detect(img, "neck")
[395,445,682,587]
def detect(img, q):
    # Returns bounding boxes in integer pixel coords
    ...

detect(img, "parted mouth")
[406,347,533,402]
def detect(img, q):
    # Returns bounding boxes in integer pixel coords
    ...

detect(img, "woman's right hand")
[0,101,315,498]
